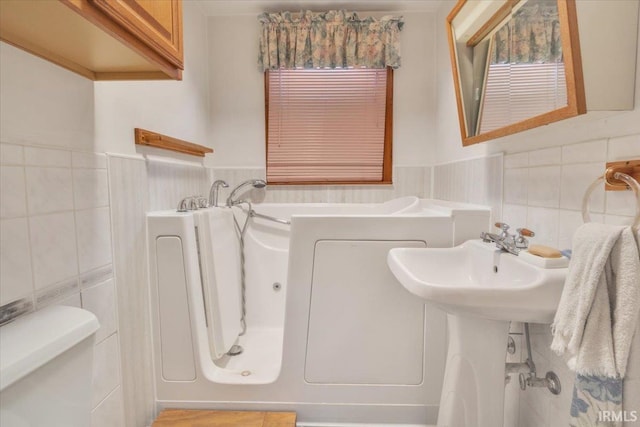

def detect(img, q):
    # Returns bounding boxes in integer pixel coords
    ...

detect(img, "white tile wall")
[526,207,560,247]
[433,154,504,222]
[0,142,125,427]
[560,163,605,212]
[500,134,638,250]
[561,140,607,164]
[0,143,24,165]
[515,134,639,427]
[73,169,109,210]
[91,386,126,427]
[107,154,213,426]
[91,333,121,408]
[81,278,117,343]
[24,146,71,167]
[208,166,433,204]
[528,166,561,208]
[0,166,27,218]
[434,133,639,427]
[76,207,112,273]
[504,168,529,205]
[608,134,640,161]
[29,211,78,289]
[147,157,208,210]
[72,151,108,169]
[528,147,562,167]
[0,217,33,305]
[25,167,74,214]
[35,277,78,309]
[108,154,155,427]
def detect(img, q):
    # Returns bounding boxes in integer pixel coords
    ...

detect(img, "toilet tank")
[0,305,99,427]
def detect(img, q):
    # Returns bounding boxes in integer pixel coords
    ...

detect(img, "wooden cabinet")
[0,0,183,81]
[90,0,183,68]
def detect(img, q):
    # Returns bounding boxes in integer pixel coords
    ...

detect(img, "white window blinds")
[266,68,391,184]
[479,62,567,134]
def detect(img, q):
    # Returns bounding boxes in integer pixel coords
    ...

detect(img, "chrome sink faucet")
[481,222,535,255]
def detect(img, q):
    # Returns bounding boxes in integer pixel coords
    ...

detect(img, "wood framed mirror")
[447,0,586,146]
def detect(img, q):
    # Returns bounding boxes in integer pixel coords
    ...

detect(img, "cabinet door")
[91,0,183,68]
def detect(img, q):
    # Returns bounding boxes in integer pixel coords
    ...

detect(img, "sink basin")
[387,239,567,323]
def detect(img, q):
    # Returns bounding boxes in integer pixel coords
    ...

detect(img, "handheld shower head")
[227,179,267,206]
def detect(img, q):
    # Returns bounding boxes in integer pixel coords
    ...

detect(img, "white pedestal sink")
[387,239,567,427]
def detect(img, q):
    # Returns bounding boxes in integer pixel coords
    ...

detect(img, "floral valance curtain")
[491,0,562,64]
[258,10,404,71]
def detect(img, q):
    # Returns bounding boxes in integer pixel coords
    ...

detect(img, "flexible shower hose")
[231,201,252,336]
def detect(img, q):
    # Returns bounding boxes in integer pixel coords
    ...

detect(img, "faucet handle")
[495,222,511,238]
[196,197,209,209]
[177,196,200,212]
[188,197,200,211]
[515,228,535,248]
[495,222,510,232]
[517,228,535,238]
[177,197,191,212]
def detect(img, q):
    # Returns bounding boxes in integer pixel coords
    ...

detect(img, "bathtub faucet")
[209,180,229,207]
[226,179,267,207]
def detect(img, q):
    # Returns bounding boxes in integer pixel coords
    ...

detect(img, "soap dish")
[519,250,569,269]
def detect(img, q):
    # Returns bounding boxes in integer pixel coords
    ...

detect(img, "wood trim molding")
[134,128,213,157]
[446,13,469,144]
[466,0,521,47]
[382,67,394,184]
[94,71,177,80]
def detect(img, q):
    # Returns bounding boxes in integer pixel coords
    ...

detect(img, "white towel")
[551,223,640,377]
[551,223,640,427]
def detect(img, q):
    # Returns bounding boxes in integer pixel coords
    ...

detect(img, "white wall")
[207,11,438,168]
[0,42,125,427]
[0,44,95,151]
[94,1,211,157]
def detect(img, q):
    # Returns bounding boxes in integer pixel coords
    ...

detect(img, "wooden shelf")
[134,128,212,157]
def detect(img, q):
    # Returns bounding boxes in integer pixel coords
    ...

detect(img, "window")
[476,0,567,134]
[265,68,393,184]
[478,61,567,134]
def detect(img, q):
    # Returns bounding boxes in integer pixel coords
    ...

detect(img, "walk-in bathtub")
[147,197,490,425]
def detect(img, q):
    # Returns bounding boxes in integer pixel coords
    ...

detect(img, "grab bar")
[248,210,291,225]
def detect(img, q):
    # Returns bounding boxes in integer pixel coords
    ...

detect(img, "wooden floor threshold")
[152,409,297,427]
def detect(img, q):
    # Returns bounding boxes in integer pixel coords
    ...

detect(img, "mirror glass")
[447,0,585,145]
